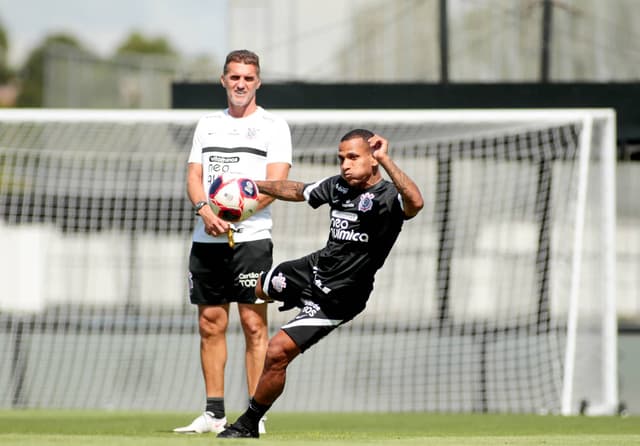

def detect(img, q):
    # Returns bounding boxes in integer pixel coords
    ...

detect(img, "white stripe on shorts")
[282,318,343,329]
[261,268,275,296]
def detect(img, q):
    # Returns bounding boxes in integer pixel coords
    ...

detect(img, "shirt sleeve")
[187,117,204,164]
[303,176,336,208]
[266,116,293,166]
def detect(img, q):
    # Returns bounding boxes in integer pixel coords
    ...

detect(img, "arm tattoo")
[379,156,424,217]
[385,162,413,195]
[257,180,306,201]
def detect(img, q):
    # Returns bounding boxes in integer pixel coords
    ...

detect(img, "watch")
[193,201,208,215]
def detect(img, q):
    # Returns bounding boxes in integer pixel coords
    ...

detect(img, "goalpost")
[0,108,617,416]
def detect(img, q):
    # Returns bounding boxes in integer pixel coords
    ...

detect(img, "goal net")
[0,109,617,416]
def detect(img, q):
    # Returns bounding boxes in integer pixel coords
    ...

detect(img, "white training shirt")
[189,106,292,243]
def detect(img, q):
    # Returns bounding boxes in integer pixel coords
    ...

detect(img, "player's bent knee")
[265,331,299,370]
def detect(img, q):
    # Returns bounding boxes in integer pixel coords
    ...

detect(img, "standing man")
[217,129,424,438]
[174,50,292,435]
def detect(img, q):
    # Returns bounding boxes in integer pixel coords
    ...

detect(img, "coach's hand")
[198,206,230,236]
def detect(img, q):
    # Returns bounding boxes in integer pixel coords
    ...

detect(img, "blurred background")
[0,0,639,108]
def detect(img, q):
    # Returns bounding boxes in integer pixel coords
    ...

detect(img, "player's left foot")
[216,421,259,439]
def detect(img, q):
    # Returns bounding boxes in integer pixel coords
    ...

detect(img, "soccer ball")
[208,175,259,222]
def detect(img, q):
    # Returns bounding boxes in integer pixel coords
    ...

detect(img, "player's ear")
[255,77,262,90]
[220,74,226,88]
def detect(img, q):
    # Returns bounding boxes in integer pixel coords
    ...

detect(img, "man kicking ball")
[218,129,424,438]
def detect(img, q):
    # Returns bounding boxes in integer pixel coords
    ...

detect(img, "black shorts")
[260,254,370,352]
[280,300,347,353]
[188,239,273,305]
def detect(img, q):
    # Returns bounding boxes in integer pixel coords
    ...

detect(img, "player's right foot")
[173,412,227,433]
[216,421,259,439]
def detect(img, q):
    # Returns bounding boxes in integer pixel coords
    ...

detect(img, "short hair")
[340,128,374,143]
[223,49,260,76]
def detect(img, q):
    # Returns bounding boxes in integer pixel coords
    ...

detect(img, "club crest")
[271,272,287,293]
[358,193,375,212]
[247,127,258,139]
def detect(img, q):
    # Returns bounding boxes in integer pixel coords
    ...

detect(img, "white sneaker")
[258,415,267,434]
[173,412,227,434]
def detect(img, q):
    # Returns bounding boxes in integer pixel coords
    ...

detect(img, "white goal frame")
[0,108,617,416]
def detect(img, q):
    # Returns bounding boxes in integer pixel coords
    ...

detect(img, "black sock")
[237,398,271,429]
[206,397,225,419]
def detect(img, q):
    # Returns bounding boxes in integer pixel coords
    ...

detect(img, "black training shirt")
[303,175,407,292]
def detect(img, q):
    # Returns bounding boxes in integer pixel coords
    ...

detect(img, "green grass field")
[1,410,639,446]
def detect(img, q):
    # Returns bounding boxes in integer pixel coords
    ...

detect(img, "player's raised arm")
[369,134,424,218]
[254,179,306,202]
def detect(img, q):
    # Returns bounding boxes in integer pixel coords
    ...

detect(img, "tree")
[115,31,176,56]
[0,17,13,83]
[16,33,88,107]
